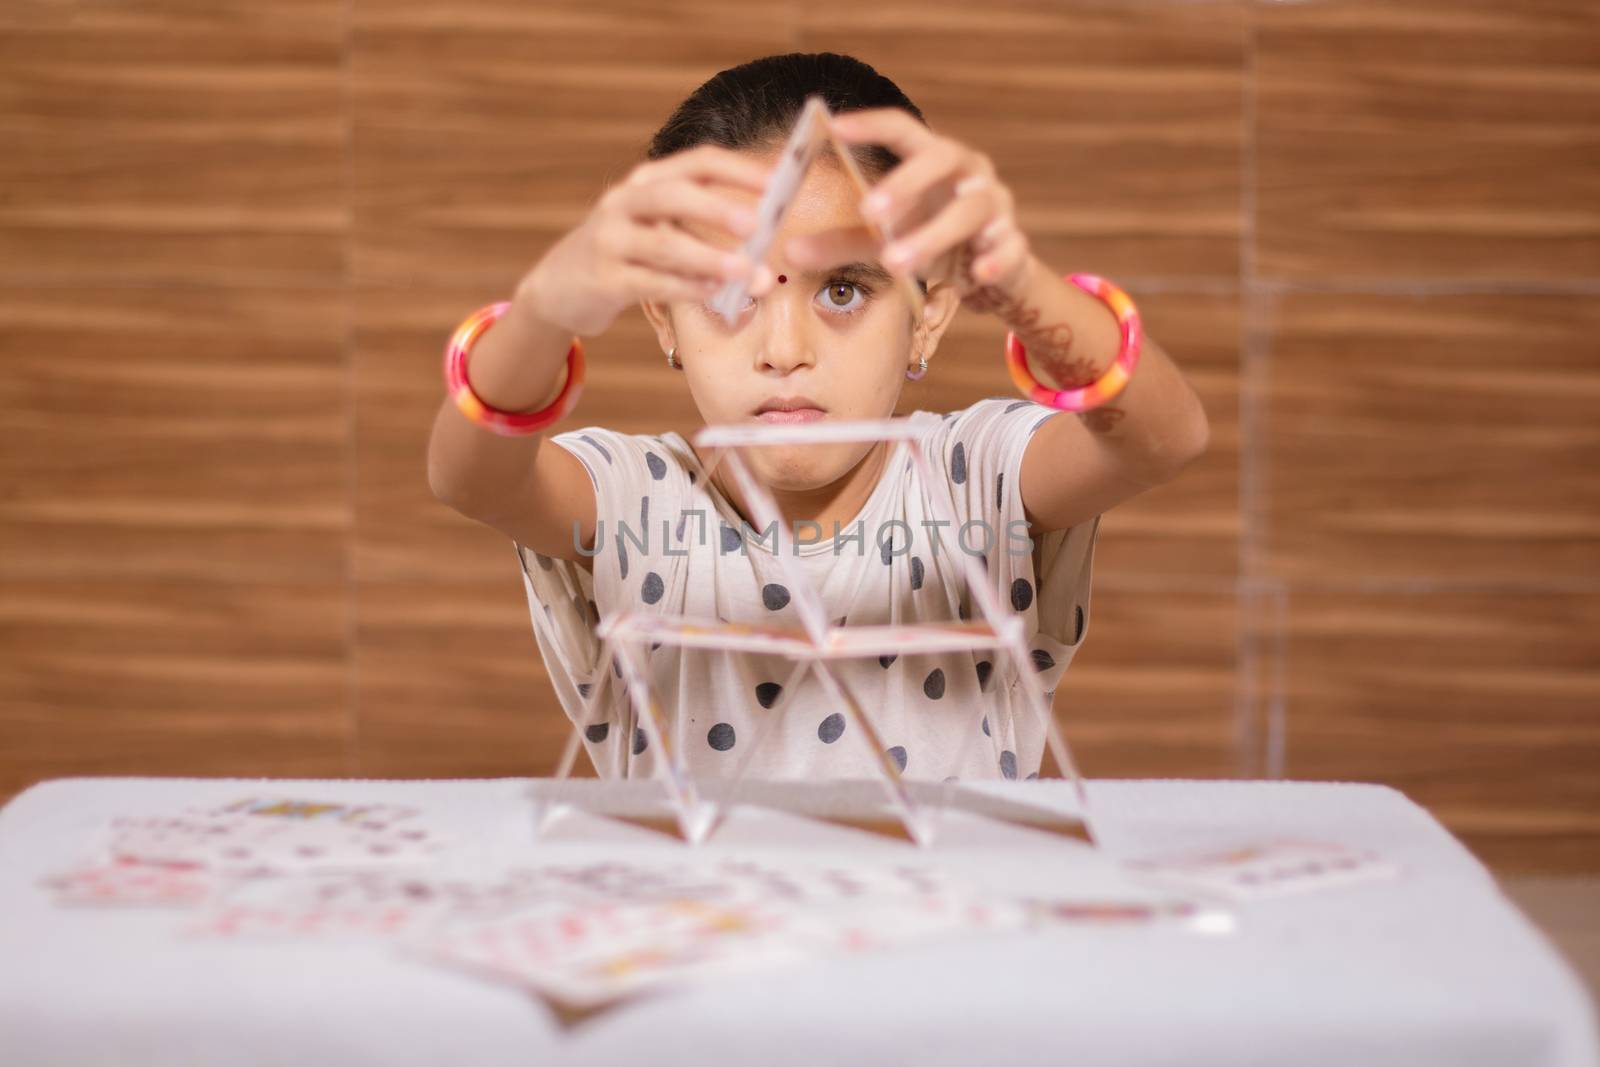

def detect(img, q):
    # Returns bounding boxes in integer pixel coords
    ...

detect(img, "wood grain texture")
[0,288,350,584]
[1258,292,1600,585]
[0,578,351,800]
[1256,0,1600,282]
[0,0,344,284]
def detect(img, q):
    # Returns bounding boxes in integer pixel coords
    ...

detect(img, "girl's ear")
[913,280,963,352]
[639,297,676,357]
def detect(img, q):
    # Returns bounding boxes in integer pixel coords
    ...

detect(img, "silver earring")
[666,345,680,370]
[905,354,929,381]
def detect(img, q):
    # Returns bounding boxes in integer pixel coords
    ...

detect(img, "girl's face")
[642,145,959,496]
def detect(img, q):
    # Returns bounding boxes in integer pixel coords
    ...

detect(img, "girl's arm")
[977,253,1212,535]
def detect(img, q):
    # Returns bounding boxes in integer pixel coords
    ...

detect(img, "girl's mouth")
[756,408,827,424]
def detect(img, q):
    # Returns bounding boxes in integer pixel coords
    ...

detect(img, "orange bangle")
[1004,273,1140,412]
[442,301,584,435]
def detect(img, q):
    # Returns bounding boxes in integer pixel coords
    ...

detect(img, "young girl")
[427,53,1209,785]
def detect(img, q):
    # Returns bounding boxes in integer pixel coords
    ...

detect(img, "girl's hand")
[784,108,1034,308]
[520,146,775,337]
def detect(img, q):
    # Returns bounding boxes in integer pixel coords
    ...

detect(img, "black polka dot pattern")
[1074,604,1086,643]
[720,524,741,553]
[632,727,648,755]
[923,668,945,700]
[995,473,1004,511]
[534,552,554,572]
[1026,772,1040,780]
[580,434,612,464]
[762,584,790,611]
[645,452,667,480]
[577,682,593,698]
[878,654,897,669]
[1011,579,1034,612]
[1031,648,1056,672]
[1005,400,1030,414]
[1000,751,1018,779]
[817,713,845,744]
[707,723,736,751]
[910,556,925,590]
[585,722,609,743]
[976,661,993,691]
[755,682,782,709]
[886,746,908,773]
[641,572,664,604]
[950,442,967,484]
[981,715,990,737]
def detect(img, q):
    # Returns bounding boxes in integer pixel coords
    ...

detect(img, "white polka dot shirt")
[515,396,1100,782]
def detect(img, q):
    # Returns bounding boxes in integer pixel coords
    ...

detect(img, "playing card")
[104,796,451,874]
[708,96,832,325]
[39,858,224,908]
[408,859,1021,1012]
[183,868,561,941]
[708,95,926,327]
[1123,838,1401,901]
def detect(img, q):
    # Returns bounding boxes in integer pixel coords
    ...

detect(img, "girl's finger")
[632,143,776,193]
[618,178,758,242]
[972,226,1029,285]
[882,184,1000,276]
[619,262,727,305]
[619,220,753,284]
[829,107,937,160]
[860,140,968,234]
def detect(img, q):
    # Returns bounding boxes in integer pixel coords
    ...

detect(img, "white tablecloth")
[0,776,1594,1067]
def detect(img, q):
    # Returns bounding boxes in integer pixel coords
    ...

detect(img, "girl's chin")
[744,445,853,491]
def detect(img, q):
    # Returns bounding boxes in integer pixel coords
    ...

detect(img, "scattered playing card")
[39,858,225,908]
[103,796,451,875]
[184,868,579,941]
[406,859,1024,1012]
[1123,838,1401,901]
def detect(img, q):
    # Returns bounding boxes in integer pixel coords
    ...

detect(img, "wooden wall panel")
[1258,292,1600,585]
[1256,0,1600,282]
[0,0,344,285]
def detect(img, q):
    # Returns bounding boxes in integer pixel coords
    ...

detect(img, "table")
[0,776,1594,1067]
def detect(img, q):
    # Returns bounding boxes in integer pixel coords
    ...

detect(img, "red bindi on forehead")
[777,274,787,284]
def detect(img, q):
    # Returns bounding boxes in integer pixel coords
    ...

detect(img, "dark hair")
[646,52,926,181]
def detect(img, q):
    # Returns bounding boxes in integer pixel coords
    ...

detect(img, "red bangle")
[1004,272,1141,412]
[443,301,585,436]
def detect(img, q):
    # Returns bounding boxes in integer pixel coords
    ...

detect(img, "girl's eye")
[818,280,869,315]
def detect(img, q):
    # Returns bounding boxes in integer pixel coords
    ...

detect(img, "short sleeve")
[511,425,694,775]
[923,396,1100,694]
[545,425,694,617]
